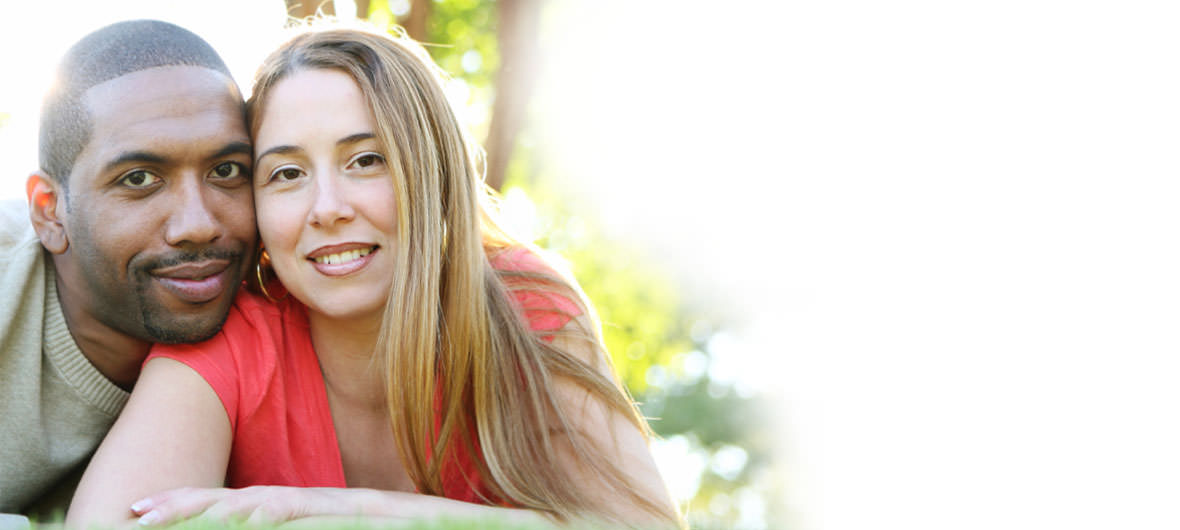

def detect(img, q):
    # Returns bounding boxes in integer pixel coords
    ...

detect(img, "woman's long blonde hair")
[248,26,679,526]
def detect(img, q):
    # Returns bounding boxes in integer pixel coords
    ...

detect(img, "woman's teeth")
[313,247,373,265]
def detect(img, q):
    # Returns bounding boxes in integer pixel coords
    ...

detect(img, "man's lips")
[152,259,230,279]
[151,259,232,304]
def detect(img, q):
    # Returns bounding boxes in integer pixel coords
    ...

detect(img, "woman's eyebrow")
[256,144,301,161]
[337,132,375,146]
[256,134,374,162]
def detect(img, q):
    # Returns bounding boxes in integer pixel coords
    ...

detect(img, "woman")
[67,25,680,529]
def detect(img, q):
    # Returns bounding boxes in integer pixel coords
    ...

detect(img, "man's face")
[60,65,256,343]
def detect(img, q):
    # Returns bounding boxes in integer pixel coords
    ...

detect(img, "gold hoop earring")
[256,262,276,302]
[256,248,286,303]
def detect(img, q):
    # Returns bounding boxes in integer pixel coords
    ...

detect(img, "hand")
[130,486,553,528]
[130,486,349,526]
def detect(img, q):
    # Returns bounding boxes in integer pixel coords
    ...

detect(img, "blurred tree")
[404,0,431,42]
[285,0,335,18]
[365,0,430,41]
[368,0,537,190]
[482,0,541,190]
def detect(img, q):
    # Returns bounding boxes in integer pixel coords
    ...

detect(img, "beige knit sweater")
[0,200,128,515]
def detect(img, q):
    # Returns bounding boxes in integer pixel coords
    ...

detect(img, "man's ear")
[26,172,69,254]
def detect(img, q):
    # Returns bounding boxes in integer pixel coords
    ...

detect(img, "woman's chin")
[291,283,389,326]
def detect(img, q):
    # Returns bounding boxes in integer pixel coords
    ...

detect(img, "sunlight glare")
[651,434,707,503]
[500,186,539,243]
[0,0,290,201]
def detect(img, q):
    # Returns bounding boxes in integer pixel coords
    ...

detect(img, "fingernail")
[130,499,151,513]
[138,511,161,526]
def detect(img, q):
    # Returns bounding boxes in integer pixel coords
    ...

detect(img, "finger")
[200,494,267,524]
[135,488,224,527]
[129,498,153,515]
[245,503,290,527]
[129,487,192,515]
[197,487,302,525]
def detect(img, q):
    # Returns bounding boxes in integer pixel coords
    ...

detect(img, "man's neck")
[53,273,149,391]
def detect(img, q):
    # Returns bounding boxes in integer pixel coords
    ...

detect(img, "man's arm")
[66,357,231,528]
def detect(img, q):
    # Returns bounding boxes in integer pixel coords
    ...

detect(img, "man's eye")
[118,170,160,189]
[211,162,246,179]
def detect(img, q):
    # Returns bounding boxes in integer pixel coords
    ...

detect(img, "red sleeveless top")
[148,248,581,503]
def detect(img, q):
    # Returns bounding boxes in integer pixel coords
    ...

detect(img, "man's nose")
[164,178,220,247]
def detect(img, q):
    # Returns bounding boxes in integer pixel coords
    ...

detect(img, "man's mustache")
[139,248,245,273]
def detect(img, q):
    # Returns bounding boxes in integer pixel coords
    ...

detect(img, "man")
[0,20,256,515]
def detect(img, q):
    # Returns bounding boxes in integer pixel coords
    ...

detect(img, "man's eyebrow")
[209,141,252,161]
[102,151,167,174]
[337,133,376,146]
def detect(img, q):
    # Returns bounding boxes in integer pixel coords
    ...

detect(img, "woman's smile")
[306,244,379,277]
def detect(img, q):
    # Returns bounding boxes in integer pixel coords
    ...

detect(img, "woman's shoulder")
[488,246,584,333]
[488,245,554,274]
[146,287,313,430]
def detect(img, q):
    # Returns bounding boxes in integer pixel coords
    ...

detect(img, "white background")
[4,1,1180,528]
[545,2,1180,529]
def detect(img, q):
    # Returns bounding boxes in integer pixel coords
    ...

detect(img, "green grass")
[29,515,593,530]
[166,518,550,529]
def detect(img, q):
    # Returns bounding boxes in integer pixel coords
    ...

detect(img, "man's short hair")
[38,19,235,187]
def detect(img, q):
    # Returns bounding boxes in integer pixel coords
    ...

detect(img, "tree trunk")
[402,0,432,42]
[483,0,542,191]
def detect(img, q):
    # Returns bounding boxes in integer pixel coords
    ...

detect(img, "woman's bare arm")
[124,487,554,527]
[66,357,232,528]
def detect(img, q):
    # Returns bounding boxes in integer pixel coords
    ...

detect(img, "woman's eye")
[118,170,160,189]
[349,153,385,170]
[210,162,245,179]
[269,167,304,182]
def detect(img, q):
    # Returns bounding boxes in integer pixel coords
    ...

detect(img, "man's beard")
[132,247,243,344]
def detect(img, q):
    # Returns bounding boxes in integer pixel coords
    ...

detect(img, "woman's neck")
[308,311,386,411]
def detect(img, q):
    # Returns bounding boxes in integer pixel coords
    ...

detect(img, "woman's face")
[253,68,397,323]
